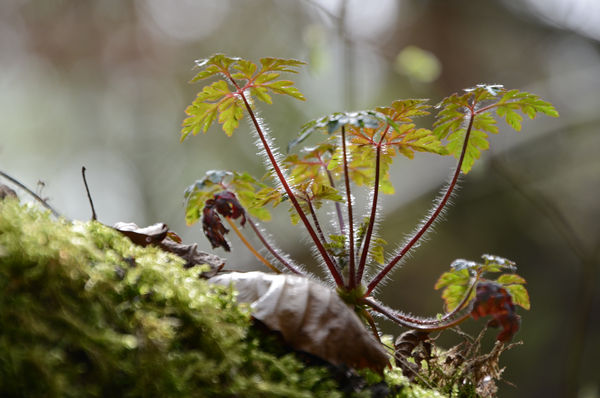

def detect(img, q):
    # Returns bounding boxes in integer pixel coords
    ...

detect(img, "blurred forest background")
[1,0,599,397]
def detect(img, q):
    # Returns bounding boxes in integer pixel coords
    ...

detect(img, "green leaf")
[218,98,244,136]
[446,129,489,173]
[262,80,305,100]
[504,284,531,310]
[182,55,305,139]
[433,85,558,172]
[496,273,526,285]
[436,254,524,312]
[369,238,387,265]
[259,57,306,73]
[434,269,471,290]
[441,284,471,312]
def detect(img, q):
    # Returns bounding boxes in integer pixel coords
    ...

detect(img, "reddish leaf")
[212,191,246,225]
[471,281,521,342]
[202,191,247,251]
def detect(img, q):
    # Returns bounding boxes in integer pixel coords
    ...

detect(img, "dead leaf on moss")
[113,222,169,246]
[113,222,225,277]
[209,271,389,373]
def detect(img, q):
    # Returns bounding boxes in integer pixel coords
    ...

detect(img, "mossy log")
[0,199,446,397]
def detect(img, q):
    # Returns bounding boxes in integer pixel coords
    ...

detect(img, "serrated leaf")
[441,284,471,312]
[369,238,387,265]
[504,109,523,131]
[218,98,244,136]
[434,269,471,289]
[190,64,221,82]
[496,273,526,285]
[433,85,557,172]
[183,55,305,139]
[504,284,531,310]
[263,80,305,100]
[250,86,273,104]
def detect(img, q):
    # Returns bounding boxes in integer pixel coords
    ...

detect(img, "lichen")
[0,199,445,397]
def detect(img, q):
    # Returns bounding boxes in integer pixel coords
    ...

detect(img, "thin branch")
[81,167,97,221]
[341,126,356,288]
[0,170,62,218]
[246,217,303,275]
[225,218,281,274]
[366,110,476,295]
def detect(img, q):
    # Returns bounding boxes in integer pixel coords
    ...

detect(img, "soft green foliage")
[434,254,530,312]
[0,200,344,397]
[433,84,558,173]
[181,54,305,139]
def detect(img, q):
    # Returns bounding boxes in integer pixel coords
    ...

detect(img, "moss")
[0,200,445,397]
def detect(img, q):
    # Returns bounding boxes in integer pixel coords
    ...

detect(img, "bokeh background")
[1,0,599,396]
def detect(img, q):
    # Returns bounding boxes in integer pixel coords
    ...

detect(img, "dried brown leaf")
[209,271,389,373]
[113,221,225,277]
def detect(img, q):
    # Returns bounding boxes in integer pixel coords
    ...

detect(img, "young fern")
[181,55,557,342]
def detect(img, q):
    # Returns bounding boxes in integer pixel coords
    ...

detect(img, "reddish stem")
[362,297,472,331]
[356,126,389,285]
[247,217,303,275]
[366,109,476,296]
[341,126,356,288]
[236,90,344,286]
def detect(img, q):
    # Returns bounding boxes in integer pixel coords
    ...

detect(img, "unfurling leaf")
[202,191,246,251]
[210,272,390,373]
[471,281,521,342]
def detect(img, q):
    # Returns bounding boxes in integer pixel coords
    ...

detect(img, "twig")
[81,167,97,221]
[225,218,281,274]
[0,170,62,218]
[246,217,304,275]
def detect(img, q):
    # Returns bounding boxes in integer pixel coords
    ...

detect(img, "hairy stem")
[326,169,345,234]
[362,297,472,331]
[307,199,328,245]
[356,126,388,285]
[366,111,476,295]
[225,218,281,274]
[0,170,62,218]
[246,217,303,275]
[236,91,344,286]
[341,126,356,288]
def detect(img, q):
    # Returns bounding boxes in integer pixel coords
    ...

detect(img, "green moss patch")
[0,199,448,397]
